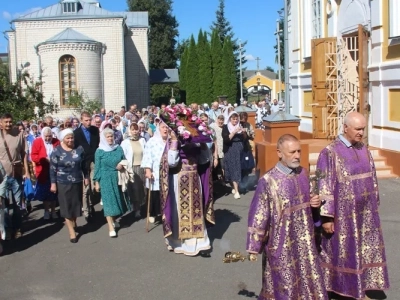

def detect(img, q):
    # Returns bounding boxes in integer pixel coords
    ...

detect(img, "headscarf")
[99,120,110,132]
[51,127,60,139]
[41,127,54,157]
[59,128,74,143]
[98,128,118,152]
[227,111,242,134]
[129,122,140,141]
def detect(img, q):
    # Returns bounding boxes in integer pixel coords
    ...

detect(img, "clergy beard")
[281,159,300,169]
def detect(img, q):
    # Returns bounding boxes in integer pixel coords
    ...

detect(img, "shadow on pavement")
[208,209,241,245]
[1,218,63,256]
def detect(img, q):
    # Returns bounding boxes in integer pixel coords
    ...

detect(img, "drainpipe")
[284,0,290,114]
[100,43,105,106]
[34,45,42,93]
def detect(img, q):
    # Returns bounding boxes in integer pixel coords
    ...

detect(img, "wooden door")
[311,38,337,139]
[358,25,370,145]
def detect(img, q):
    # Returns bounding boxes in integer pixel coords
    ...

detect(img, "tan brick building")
[6,0,149,117]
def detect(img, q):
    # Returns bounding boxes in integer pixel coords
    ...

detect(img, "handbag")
[0,130,22,178]
[241,150,255,170]
[24,178,35,202]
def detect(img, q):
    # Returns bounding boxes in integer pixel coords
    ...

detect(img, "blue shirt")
[81,125,91,144]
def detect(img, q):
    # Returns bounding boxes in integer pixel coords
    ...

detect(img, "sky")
[0,0,283,71]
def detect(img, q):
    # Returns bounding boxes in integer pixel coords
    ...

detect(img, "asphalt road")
[0,178,398,300]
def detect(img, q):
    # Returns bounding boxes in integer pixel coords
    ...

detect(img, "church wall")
[367,0,400,152]
[38,43,102,117]
[125,27,149,109]
[13,18,128,117]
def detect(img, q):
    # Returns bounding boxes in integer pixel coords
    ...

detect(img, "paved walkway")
[0,179,398,300]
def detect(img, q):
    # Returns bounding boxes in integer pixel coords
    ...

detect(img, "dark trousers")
[146,189,160,217]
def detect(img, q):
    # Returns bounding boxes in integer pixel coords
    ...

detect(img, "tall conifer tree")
[221,37,237,102]
[186,35,200,104]
[197,29,214,104]
[210,30,223,98]
[179,46,189,103]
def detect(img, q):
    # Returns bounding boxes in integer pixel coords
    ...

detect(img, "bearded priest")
[246,134,328,300]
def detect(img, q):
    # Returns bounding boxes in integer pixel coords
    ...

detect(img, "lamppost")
[275,18,283,103]
[239,40,244,104]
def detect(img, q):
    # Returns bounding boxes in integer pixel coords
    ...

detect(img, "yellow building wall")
[389,89,400,122]
[244,76,275,89]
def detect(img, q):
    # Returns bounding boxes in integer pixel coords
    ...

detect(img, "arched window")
[59,55,77,105]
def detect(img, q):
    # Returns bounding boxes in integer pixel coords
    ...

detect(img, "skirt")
[35,180,57,202]
[57,182,83,219]
[127,165,146,210]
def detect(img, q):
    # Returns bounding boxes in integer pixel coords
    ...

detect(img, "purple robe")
[246,164,328,300]
[317,137,389,299]
[159,142,215,240]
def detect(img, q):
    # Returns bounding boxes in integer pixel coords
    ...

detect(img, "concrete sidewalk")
[0,178,398,300]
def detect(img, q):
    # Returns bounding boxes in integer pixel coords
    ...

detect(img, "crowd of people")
[0,98,390,299]
[0,99,258,247]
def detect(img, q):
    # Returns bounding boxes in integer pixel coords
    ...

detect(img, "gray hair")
[42,127,52,135]
[102,127,114,137]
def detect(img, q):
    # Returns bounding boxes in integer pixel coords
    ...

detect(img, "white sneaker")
[232,189,235,194]
[51,212,58,219]
[234,192,241,199]
[44,211,50,220]
[149,217,155,224]
[109,230,117,238]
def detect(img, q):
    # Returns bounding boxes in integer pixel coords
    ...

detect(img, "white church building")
[6,0,150,116]
[287,0,400,155]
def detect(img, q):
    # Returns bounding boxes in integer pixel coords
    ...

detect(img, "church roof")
[41,28,99,45]
[244,70,278,80]
[150,69,179,84]
[12,1,148,28]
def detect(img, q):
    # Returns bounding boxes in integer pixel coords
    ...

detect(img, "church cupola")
[61,0,80,14]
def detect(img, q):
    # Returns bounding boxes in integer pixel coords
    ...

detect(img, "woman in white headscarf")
[93,128,129,238]
[50,129,89,243]
[222,111,246,199]
[31,127,60,220]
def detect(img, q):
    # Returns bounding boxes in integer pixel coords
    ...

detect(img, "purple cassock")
[246,162,328,300]
[317,135,390,299]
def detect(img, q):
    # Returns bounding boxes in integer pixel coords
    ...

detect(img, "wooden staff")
[146,183,152,232]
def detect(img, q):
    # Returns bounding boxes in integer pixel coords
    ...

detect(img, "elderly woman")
[31,127,60,220]
[210,114,225,180]
[222,112,247,199]
[93,128,129,238]
[121,123,146,218]
[140,123,165,223]
[50,129,88,243]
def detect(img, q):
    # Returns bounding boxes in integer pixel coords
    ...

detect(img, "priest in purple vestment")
[247,134,328,300]
[317,112,389,299]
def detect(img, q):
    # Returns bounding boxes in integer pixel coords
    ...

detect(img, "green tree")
[210,30,223,99]
[265,66,275,72]
[210,0,247,99]
[127,0,179,104]
[185,35,200,105]
[127,0,178,69]
[0,70,58,121]
[221,37,237,102]
[66,90,102,116]
[197,29,213,105]
[178,46,189,103]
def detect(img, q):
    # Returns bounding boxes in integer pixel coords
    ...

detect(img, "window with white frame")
[312,0,322,39]
[302,0,312,58]
[389,0,400,38]
[62,1,78,14]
